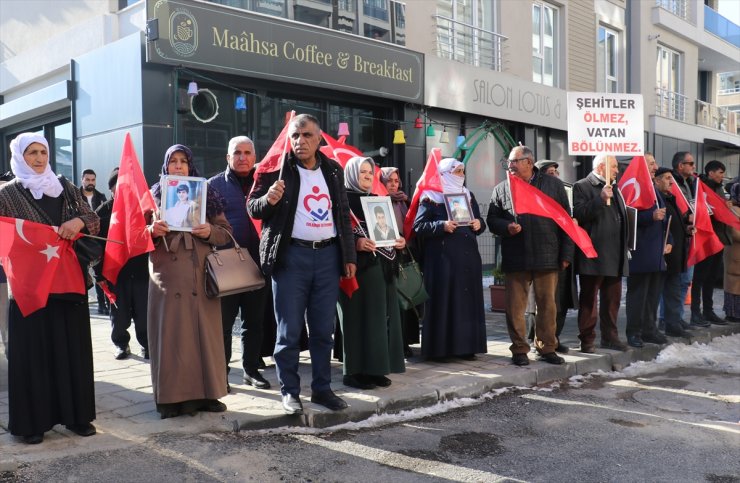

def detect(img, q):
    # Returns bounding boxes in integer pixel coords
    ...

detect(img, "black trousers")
[691,251,724,314]
[110,276,149,350]
[626,272,662,337]
[221,287,266,374]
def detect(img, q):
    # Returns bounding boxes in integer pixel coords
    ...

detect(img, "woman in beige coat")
[723,182,740,323]
[148,144,232,419]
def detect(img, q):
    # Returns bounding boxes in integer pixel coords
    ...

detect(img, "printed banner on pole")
[567,93,644,156]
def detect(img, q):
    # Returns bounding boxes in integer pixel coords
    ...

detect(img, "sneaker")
[641,332,668,344]
[310,390,348,411]
[601,339,629,351]
[703,312,728,325]
[512,353,530,366]
[114,345,130,360]
[537,352,564,365]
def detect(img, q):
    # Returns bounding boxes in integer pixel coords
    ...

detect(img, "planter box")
[489,284,506,312]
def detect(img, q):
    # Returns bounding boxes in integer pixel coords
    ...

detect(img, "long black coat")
[663,193,692,274]
[413,194,487,358]
[573,172,629,277]
[487,170,574,273]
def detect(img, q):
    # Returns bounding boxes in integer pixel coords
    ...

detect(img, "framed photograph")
[563,182,574,212]
[444,193,474,225]
[360,196,399,248]
[160,175,207,232]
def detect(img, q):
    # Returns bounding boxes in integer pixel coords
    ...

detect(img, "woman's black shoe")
[200,400,227,412]
[368,375,392,387]
[65,423,96,437]
[23,434,43,444]
[343,374,376,390]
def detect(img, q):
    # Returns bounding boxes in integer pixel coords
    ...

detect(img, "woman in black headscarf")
[147,144,233,419]
[338,157,406,390]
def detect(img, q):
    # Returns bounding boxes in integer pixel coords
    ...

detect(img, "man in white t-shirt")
[247,114,356,415]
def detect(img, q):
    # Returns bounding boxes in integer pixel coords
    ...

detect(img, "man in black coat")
[247,114,356,415]
[655,167,694,338]
[624,154,669,348]
[208,136,269,391]
[80,168,109,315]
[573,154,629,353]
[488,146,574,366]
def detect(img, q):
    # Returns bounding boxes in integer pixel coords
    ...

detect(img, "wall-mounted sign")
[146,0,423,103]
[424,56,567,130]
[567,92,644,155]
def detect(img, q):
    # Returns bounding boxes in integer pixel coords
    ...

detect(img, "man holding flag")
[247,114,356,415]
[487,146,574,366]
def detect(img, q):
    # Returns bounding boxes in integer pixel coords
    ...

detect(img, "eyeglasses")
[682,161,695,166]
[508,157,530,163]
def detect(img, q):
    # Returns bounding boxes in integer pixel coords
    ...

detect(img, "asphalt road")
[2,366,738,483]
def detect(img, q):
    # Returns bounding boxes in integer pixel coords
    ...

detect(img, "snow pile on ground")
[614,333,740,377]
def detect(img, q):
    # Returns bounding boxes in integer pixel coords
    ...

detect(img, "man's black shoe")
[281,394,303,415]
[642,332,668,344]
[311,390,348,411]
[627,335,644,348]
[601,339,629,351]
[65,423,96,437]
[114,345,130,360]
[243,371,270,389]
[704,312,728,325]
[538,352,564,365]
[343,375,376,390]
[665,327,691,337]
[512,353,530,366]
[690,312,710,327]
[555,343,569,354]
[679,319,691,330]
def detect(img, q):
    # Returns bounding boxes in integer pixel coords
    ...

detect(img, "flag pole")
[507,172,518,224]
[79,233,124,244]
[277,111,296,181]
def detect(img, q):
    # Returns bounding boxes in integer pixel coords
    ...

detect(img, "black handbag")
[205,231,265,298]
[60,177,103,288]
[395,249,429,313]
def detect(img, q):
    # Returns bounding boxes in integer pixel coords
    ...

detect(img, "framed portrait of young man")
[160,175,207,232]
[444,193,473,225]
[360,196,399,248]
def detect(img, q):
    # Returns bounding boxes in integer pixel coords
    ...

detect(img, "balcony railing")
[696,100,739,135]
[655,87,688,122]
[704,5,740,48]
[433,14,507,71]
[655,0,689,21]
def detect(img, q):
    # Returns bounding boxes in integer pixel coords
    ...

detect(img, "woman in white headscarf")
[413,158,487,360]
[338,157,406,390]
[0,133,100,444]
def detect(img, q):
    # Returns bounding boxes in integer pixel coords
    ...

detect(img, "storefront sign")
[567,93,644,155]
[425,56,566,130]
[146,0,423,103]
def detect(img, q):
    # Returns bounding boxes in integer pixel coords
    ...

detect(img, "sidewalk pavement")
[1,287,738,461]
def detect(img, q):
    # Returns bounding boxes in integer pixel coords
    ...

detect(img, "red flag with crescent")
[688,181,724,266]
[699,179,740,231]
[320,132,388,195]
[403,148,443,240]
[508,173,598,258]
[617,155,657,210]
[254,111,296,175]
[0,216,85,316]
[102,133,155,285]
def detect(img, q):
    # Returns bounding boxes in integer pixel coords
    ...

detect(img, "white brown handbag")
[204,231,265,297]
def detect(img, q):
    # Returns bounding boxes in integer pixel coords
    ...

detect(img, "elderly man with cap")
[654,167,694,337]
[535,160,559,177]
[488,147,574,366]
[94,168,150,360]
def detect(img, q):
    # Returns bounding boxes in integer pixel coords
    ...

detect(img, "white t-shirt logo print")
[303,185,332,221]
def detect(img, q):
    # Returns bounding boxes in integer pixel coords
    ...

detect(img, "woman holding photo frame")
[413,158,487,360]
[147,144,232,419]
[338,157,406,390]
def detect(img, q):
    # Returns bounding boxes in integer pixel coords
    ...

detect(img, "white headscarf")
[344,156,374,194]
[10,133,62,200]
[422,158,470,203]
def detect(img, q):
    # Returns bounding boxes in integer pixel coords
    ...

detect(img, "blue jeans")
[659,266,693,320]
[272,243,341,397]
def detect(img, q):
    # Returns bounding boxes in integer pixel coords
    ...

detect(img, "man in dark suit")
[80,168,109,315]
[573,154,630,353]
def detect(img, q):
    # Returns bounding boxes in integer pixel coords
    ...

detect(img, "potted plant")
[489,266,506,312]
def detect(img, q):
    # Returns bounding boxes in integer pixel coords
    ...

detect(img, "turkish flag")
[320,133,388,195]
[508,173,598,258]
[339,211,364,298]
[102,133,155,284]
[618,156,657,210]
[669,181,691,215]
[0,217,85,316]
[403,148,443,240]
[254,111,295,175]
[688,181,724,266]
[699,179,740,231]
